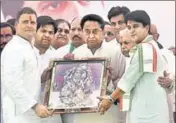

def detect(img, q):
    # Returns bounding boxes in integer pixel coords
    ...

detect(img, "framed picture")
[42,58,110,114]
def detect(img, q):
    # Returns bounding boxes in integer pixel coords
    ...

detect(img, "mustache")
[0,42,7,46]
[72,35,81,39]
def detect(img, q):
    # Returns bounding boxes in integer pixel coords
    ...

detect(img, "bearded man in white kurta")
[1,7,53,123]
[98,10,169,123]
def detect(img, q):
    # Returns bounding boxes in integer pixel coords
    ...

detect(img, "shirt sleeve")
[1,48,37,114]
[111,51,126,89]
[117,51,143,93]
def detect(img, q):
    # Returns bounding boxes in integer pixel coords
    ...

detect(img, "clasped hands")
[97,96,113,115]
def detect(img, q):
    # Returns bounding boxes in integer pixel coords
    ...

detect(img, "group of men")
[0,5,175,123]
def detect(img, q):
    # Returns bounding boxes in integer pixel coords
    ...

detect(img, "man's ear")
[146,25,150,33]
[15,21,18,31]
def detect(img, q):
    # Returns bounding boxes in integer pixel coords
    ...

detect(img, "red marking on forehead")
[29,16,32,22]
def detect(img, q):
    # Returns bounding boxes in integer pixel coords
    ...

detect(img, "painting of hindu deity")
[43,58,109,113]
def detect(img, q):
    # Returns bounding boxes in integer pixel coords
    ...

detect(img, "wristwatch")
[107,95,115,103]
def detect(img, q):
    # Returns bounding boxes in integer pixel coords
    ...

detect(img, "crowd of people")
[0,4,175,123]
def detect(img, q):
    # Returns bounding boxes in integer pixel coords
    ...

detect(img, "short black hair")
[125,10,151,27]
[37,16,57,34]
[16,7,37,22]
[6,18,16,27]
[0,22,16,35]
[104,21,111,25]
[55,19,71,29]
[108,6,130,21]
[81,14,105,30]
[156,41,163,49]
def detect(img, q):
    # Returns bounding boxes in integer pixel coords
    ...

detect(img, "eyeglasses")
[57,28,69,34]
[0,34,13,41]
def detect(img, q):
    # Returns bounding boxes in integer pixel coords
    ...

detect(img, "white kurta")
[118,38,169,123]
[33,47,62,123]
[1,35,41,123]
[53,44,72,59]
[59,42,125,123]
[161,48,175,123]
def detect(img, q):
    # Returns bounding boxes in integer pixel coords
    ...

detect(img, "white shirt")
[33,47,62,123]
[63,41,126,123]
[53,44,72,59]
[73,42,126,88]
[1,35,41,123]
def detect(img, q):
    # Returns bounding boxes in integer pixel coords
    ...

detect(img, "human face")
[83,21,104,49]
[104,24,116,42]
[52,22,70,49]
[70,19,85,48]
[150,25,159,41]
[110,14,127,41]
[0,26,13,48]
[35,25,55,49]
[15,14,37,42]
[119,30,135,57]
[127,20,149,44]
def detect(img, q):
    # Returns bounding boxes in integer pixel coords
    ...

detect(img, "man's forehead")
[71,18,81,25]
[40,25,54,31]
[19,14,36,21]
[58,23,69,29]
[83,21,101,30]
[1,27,13,34]
[110,14,125,22]
[127,20,141,25]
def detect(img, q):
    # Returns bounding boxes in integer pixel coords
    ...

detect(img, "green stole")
[69,42,75,53]
[129,35,153,73]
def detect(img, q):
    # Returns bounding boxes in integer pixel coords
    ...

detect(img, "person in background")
[0,22,15,54]
[104,21,116,42]
[54,17,85,59]
[51,19,70,50]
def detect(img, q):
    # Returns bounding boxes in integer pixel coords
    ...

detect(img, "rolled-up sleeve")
[1,48,37,114]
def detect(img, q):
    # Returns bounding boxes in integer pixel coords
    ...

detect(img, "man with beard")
[0,22,15,54]
[1,7,53,123]
[54,17,85,58]
[51,19,70,50]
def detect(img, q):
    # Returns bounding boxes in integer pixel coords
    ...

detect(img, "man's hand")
[33,104,54,118]
[157,70,173,88]
[97,96,112,115]
[63,53,74,60]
